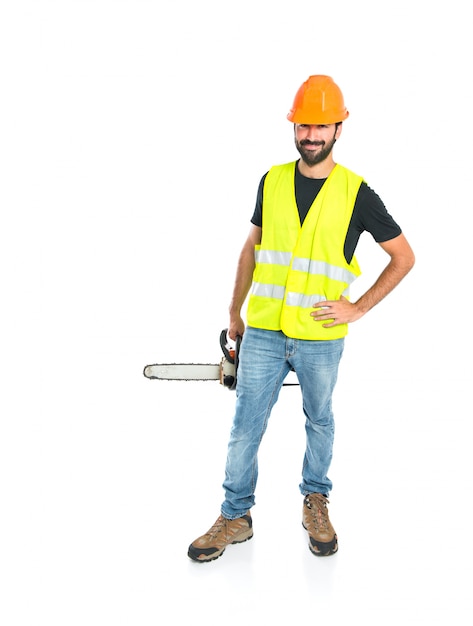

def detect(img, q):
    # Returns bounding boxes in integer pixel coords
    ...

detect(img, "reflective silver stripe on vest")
[286,287,351,308]
[255,250,292,266]
[255,251,357,284]
[252,285,351,305]
[286,292,324,307]
[292,257,357,284]
[251,282,286,300]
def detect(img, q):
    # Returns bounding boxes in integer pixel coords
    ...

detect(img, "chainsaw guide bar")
[143,361,234,382]
[144,363,219,380]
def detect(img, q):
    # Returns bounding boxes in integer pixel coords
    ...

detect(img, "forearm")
[229,245,255,317]
[354,254,414,316]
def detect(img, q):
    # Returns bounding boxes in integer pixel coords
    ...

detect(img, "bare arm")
[228,224,262,340]
[311,233,415,327]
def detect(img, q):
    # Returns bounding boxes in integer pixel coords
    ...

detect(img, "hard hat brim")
[287,109,349,125]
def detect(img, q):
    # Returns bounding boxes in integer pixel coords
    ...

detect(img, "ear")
[335,123,343,140]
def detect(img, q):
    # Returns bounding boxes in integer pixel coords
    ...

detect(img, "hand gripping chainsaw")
[143,329,241,390]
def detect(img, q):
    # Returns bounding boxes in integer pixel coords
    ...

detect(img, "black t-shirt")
[251,163,402,263]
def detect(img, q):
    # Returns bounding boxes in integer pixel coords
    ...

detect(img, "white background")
[1,1,472,624]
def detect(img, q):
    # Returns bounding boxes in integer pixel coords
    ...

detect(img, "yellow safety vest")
[247,162,363,340]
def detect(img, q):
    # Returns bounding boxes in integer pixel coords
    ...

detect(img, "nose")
[305,125,321,140]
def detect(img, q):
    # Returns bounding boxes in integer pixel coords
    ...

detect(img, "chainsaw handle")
[230,334,241,390]
[219,328,236,364]
[219,328,241,390]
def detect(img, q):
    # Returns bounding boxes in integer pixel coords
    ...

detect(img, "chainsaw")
[143,329,241,390]
[143,328,299,390]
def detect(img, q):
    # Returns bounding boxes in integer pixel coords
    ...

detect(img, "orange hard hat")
[287,75,349,124]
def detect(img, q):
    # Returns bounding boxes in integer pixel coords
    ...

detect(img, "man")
[188,75,415,562]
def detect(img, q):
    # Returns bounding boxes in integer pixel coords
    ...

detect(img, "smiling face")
[294,123,342,167]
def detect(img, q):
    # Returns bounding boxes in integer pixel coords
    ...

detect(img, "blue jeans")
[221,327,345,519]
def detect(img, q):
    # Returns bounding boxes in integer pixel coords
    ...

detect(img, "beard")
[295,134,337,167]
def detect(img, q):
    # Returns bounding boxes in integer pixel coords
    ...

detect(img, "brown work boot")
[188,512,253,562]
[302,493,338,556]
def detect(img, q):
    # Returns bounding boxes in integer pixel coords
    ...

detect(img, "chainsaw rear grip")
[219,328,241,390]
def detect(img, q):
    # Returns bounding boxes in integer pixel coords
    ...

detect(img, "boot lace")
[306,494,330,531]
[206,515,227,539]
